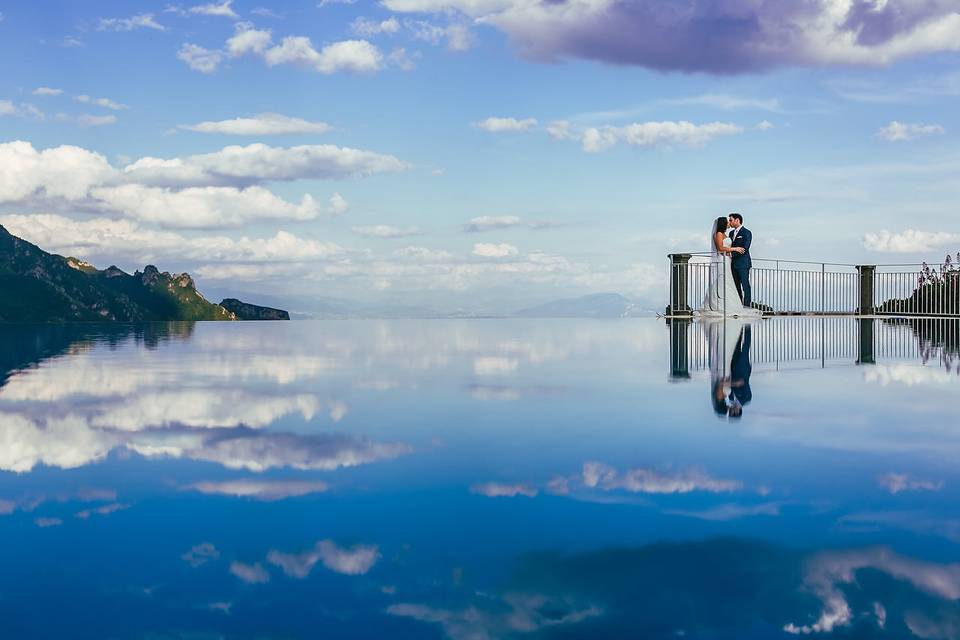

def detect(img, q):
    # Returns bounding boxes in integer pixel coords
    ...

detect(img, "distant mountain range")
[0,224,286,323]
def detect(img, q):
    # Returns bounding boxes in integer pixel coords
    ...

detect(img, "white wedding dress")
[702,236,761,317]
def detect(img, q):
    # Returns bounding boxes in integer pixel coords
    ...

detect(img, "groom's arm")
[741,229,752,252]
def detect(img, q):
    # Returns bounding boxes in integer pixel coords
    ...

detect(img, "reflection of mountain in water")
[391,538,960,639]
[884,318,960,373]
[0,322,195,388]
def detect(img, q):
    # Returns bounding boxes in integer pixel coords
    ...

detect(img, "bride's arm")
[714,232,745,254]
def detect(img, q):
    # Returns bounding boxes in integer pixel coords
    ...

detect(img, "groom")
[727,213,752,307]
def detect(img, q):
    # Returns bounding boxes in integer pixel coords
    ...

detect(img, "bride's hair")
[714,216,728,234]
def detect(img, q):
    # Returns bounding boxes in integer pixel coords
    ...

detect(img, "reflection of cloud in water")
[185,479,328,500]
[472,356,519,376]
[878,472,944,495]
[34,517,63,528]
[388,593,601,640]
[182,542,219,568]
[453,539,960,640]
[785,547,960,634]
[572,462,741,495]
[74,503,129,519]
[470,482,538,498]
[267,539,380,577]
[864,364,956,387]
[230,561,269,584]
[668,502,782,521]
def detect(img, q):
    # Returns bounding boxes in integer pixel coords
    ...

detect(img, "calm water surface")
[1,318,959,639]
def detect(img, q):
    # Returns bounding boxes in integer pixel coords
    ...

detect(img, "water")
[0,318,958,639]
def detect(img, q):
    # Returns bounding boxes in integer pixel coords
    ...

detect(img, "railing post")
[856,265,876,315]
[667,253,693,317]
[857,318,875,364]
[669,318,691,380]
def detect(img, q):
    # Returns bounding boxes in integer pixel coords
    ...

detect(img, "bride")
[702,216,761,317]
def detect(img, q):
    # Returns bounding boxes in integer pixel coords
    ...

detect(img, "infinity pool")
[0,318,957,638]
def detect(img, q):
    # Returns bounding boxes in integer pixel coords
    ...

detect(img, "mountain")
[220,298,290,321]
[513,293,640,318]
[0,224,285,323]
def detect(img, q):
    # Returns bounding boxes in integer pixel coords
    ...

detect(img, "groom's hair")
[729,213,743,223]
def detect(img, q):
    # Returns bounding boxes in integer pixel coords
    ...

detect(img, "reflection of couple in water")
[707,320,753,419]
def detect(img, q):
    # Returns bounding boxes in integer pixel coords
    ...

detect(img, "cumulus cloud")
[0,140,406,227]
[267,539,380,577]
[226,23,273,56]
[351,16,401,36]
[581,120,743,152]
[863,229,960,252]
[472,242,518,258]
[177,43,224,73]
[352,224,421,238]
[98,13,166,31]
[0,214,349,263]
[474,116,537,132]
[178,113,331,135]
[189,0,237,18]
[878,473,944,494]
[185,479,329,500]
[470,481,537,497]
[878,120,945,141]
[74,95,128,110]
[405,19,473,50]
[230,561,269,584]
[382,0,960,74]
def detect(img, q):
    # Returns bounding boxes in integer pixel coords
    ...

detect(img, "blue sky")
[1,0,959,310]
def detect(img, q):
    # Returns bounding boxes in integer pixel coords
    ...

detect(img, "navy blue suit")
[729,227,752,306]
[729,326,752,407]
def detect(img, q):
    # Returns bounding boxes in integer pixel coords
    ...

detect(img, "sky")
[1,0,960,311]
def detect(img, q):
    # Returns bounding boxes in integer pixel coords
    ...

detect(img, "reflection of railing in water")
[667,254,960,317]
[669,317,958,378]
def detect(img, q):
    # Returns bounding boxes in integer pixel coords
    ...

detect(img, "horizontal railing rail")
[666,253,960,318]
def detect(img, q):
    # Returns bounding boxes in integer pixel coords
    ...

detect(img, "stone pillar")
[857,318,875,364]
[667,253,693,316]
[669,318,691,380]
[856,265,876,315]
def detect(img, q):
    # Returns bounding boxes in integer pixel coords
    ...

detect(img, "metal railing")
[670,317,959,378]
[667,254,960,318]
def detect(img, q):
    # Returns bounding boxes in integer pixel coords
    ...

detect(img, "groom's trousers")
[731,264,751,307]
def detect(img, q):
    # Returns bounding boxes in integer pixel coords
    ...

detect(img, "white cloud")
[470,481,536,497]
[0,214,349,263]
[178,113,331,135]
[472,242,518,258]
[863,229,960,253]
[755,120,775,131]
[878,120,945,141]
[405,19,473,50]
[90,184,322,228]
[462,215,557,233]
[878,473,944,495]
[74,95,128,110]
[0,101,45,121]
[581,120,743,152]
[183,542,220,567]
[230,561,270,584]
[98,14,166,31]
[474,116,537,132]
[32,87,63,96]
[178,43,224,73]
[189,0,237,18]
[0,140,407,227]
[351,16,401,36]
[267,539,380,577]
[328,192,349,215]
[352,224,421,238]
[226,22,273,56]
[186,479,329,500]
[546,120,573,140]
[264,37,384,74]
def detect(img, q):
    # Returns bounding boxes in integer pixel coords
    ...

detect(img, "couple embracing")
[703,213,761,317]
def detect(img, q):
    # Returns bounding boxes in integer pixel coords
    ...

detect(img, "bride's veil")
[710,218,723,256]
